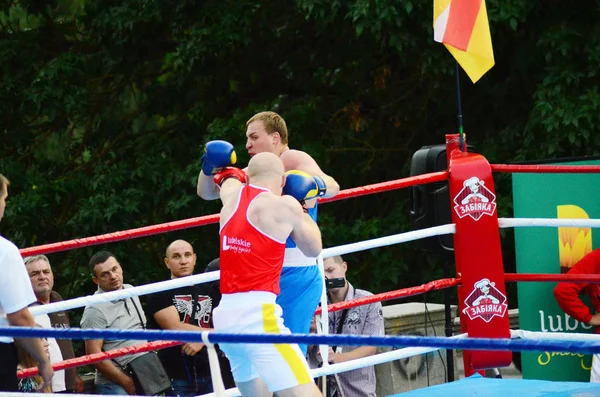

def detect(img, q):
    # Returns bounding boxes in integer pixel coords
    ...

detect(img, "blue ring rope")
[0,326,599,355]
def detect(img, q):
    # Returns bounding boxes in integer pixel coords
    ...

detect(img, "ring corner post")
[445,134,512,376]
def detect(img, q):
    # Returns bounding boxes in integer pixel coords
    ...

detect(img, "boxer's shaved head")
[248,152,285,181]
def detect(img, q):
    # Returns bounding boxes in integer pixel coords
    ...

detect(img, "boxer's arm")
[284,196,322,257]
[281,150,340,198]
[197,171,220,200]
[218,177,243,207]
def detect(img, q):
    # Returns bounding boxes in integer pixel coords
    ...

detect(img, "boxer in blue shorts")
[196,112,339,354]
[278,204,323,354]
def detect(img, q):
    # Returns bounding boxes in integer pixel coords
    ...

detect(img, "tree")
[1,0,599,307]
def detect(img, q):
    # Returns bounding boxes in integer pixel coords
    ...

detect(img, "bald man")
[146,240,225,395]
[213,153,322,397]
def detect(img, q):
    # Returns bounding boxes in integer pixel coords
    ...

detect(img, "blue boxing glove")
[201,140,237,175]
[283,170,327,203]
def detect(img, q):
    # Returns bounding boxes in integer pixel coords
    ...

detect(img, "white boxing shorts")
[212,291,313,392]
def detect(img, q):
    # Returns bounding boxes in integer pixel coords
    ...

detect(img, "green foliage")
[0,0,599,318]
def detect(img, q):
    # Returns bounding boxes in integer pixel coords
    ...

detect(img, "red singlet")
[219,185,286,295]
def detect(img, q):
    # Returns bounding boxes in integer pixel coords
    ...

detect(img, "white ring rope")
[321,224,456,258]
[29,271,220,316]
[499,217,600,229]
[511,329,600,342]
[30,224,457,316]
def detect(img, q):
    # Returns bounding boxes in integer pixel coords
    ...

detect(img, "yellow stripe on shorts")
[262,303,311,385]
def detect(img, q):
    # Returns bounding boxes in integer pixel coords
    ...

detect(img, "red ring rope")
[491,164,600,173]
[504,273,600,283]
[17,341,181,378]
[315,278,461,315]
[20,172,449,257]
[319,171,448,204]
[317,273,600,315]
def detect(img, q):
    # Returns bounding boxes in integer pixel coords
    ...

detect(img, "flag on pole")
[433,0,494,83]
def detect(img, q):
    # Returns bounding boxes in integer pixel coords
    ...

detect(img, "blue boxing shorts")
[277,250,323,356]
[277,203,323,355]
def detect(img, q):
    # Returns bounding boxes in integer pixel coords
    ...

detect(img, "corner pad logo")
[453,176,497,221]
[462,278,508,323]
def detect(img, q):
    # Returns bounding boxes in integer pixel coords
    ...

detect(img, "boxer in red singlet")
[212,152,322,397]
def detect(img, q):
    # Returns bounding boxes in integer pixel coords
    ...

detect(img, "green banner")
[513,158,600,381]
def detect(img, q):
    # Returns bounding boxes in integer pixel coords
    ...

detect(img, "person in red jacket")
[554,248,600,382]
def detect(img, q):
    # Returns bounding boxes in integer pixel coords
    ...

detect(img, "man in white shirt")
[0,174,53,391]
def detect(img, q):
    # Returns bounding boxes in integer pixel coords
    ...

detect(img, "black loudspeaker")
[410,143,475,255]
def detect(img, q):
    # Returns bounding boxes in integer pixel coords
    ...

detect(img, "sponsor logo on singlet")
[222,235,252,254]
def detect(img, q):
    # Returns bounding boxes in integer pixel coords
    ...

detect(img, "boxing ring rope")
[499,217,600,228]
[511,330,600,342]
[505,273,600,283]
[315,278,461,315]
[10,327,600,359]
[18,164,600,258]
[29,271,221,317]
[4,326,600,358]
[16,341,180,378]
[490,164,600,173]
[19,172,450,257]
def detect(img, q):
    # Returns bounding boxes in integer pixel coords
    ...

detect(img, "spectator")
[16,334,52,393]
[80,251,149,395]
[554,248,600,382]
[24,254,85,393]
[310,255,384,397]
[147,240,223,395]
[0,173,53,391]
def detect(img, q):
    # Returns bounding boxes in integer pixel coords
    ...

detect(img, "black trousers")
[0,342,18,391]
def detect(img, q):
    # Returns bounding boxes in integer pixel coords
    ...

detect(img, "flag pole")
[455,62,465,152]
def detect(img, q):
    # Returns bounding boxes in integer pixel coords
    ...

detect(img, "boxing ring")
[4,133,600,396]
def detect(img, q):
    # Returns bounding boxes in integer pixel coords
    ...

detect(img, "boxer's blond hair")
[247,111,289,145]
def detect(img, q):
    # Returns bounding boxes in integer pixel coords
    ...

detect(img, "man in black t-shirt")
[147,240,221,396]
